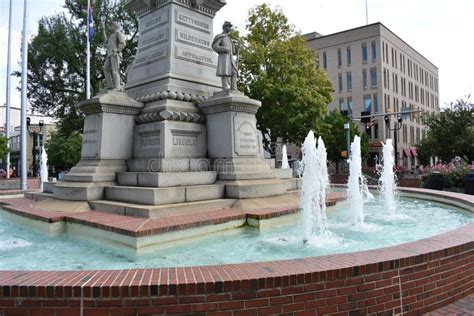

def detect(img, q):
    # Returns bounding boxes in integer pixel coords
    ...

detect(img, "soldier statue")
[212,21,239,92]
[100,21,126,91]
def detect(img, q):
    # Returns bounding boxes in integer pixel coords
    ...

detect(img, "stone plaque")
[82,115,100,158]
[175,27,212,50]
[140,131,161,149]
[140,9,169,35]
[234,114,258,156]
[175,9,210,34]
[175,45,216,67]
[133,46,169,69]
[139,29,169,51]
[170,130,200,155]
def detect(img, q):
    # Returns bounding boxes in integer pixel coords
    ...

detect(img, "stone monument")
[53,0,292,205]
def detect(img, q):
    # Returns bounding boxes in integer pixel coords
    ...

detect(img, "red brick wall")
[0,224,472,316]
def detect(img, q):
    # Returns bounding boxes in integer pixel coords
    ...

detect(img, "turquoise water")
[0,197,472,271]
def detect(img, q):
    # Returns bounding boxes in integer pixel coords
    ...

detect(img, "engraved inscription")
[234,115,258,156]
[175,10,210,33]
[133,47,168,68]
[82,115,100,158]
[140,10,169,35]
[173,135,197,147]
[175,28,211,50]
[175,46,216,67]
[139,29,168,50]
[141,133,161,149]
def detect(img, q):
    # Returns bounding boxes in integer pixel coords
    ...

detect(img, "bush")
[421,157,473,191]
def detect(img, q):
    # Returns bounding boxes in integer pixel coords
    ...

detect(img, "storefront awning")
[402,148,412,157]
[410,148,418,157]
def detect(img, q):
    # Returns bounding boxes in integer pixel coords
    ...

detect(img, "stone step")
[218,171,276,180]
[225,179,288,199]
[117,171,217,187]
[54,181,115,201]
[104,183,225,205]
[90,199,237,219]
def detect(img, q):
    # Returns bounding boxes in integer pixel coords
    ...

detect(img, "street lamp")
[344,122,350,159]
[384,114,403,166]
[26,117,44,177]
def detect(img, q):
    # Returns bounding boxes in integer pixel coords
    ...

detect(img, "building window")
[337,48,342,67]
[362,43,368,63]
[347,46,352,66]
[347,97,353,114]
[363,94,371,112]
[338,73,343,92]
[382,41,385,62]
[339,98,345,111]
[323,51,327,69]
[373,93,379,113]
[371,40,376,61]
[346,72,352,91]
[362,69,368,90]
[370,67,377,87]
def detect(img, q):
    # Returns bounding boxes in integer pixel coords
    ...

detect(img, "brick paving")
[425,294,474,315]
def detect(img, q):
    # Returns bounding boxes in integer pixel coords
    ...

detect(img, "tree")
[238,4,333,151]
[17,0,138,135]
[0,136,9,161]
[314,110,368,172]
[45,131,82,171]
[416,97,474,164]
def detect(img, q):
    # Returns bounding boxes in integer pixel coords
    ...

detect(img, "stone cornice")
[135,109,204,124]
[198,92,261,115]
[125,0,226,17]
[79,91,144,115]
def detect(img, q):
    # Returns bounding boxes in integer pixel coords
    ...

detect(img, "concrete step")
[218,171,276,180]
[90,199,237,218]
[54,181,115,201]
[104,183,225,205]
[24,192,54,202]
[225,179,288,199]
[117,171,217,187]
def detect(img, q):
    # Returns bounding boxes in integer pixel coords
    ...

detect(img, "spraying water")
[300,131,331,242]
[281,145,289,169]
[347,135,373,226]
[40,146,48,193]
[378,139,397,214]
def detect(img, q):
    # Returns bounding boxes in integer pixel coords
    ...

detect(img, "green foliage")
[0,135,9,161]
[238,4,333,149]
[313,110,367,166]
[45,131,82,170]
[17,0,138,135]
[416,97,474,164]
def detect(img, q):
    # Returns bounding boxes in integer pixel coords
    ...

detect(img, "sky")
[1,0,473,128]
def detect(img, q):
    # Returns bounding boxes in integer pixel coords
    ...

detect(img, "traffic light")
[369,116,375,127]
[341,150,347,158]
[384,115,390,125]
[360,111,370,123]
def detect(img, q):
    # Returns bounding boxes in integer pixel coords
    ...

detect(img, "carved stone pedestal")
[54,91,143,201]
[198,91,287,198]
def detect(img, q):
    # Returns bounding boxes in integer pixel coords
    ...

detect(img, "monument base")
[53,90,143,201]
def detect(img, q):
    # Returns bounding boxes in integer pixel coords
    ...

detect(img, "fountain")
[281,145,289,169]
[347,135,373,226]
[300,131,331,242]
[40,146,48,193]
[378,139,397,214]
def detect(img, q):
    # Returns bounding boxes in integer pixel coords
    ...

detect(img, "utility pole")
[20,0,29,190]
[5,0,13,179]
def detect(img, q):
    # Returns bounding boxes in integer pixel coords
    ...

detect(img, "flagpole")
[86,0,91,99]
[20,0,29,190]
[365,0,369,25]
[5,0,13,179]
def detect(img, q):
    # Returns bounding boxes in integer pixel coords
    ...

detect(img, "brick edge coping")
[0,194,345,238]
[0,188,471,289]
[0,188,472,315]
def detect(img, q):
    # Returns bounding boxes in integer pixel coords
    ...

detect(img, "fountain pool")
[0,196,471,271]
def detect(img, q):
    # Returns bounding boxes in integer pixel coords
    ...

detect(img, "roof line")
[304,22,438,70]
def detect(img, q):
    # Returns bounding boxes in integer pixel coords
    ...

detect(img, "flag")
[87,0,94,41]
